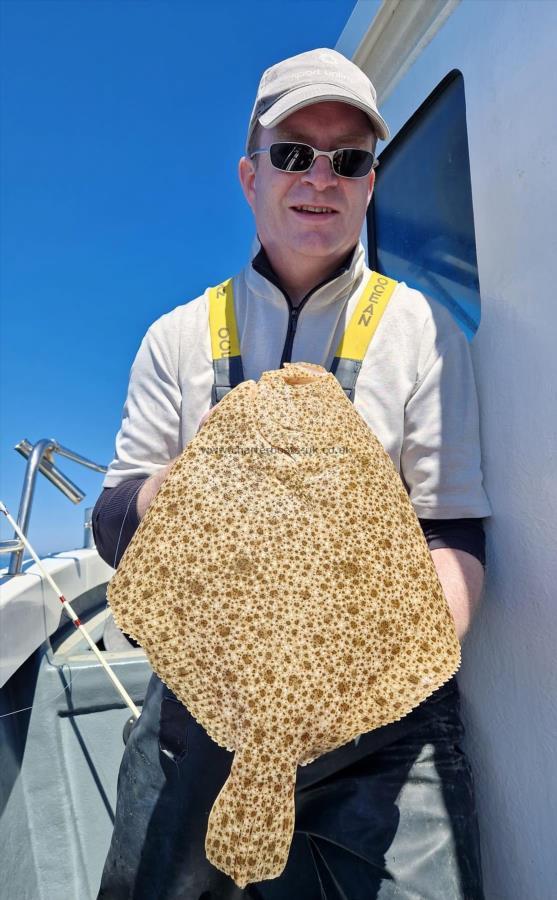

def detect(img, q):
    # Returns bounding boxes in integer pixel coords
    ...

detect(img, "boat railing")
[0,437,108,577]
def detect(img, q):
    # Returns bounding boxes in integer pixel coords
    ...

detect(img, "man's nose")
[300,154,338,189]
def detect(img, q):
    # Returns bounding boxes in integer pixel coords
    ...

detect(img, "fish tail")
[205,747,296,888]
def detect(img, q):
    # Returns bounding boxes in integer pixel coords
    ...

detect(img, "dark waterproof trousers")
[97,672,485,900]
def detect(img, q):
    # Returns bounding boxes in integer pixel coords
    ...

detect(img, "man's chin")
[287,237,348,261]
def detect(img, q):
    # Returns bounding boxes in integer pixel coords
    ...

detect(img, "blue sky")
[0,0,358,559]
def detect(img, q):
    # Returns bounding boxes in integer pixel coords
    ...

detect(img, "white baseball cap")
[246,48,390,154]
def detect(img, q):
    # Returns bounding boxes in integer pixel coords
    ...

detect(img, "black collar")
[251,242,356,303]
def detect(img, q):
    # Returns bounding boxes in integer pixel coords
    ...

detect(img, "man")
[94,48,491,899]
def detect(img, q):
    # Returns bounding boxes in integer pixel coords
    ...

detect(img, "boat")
[2,1,555,897]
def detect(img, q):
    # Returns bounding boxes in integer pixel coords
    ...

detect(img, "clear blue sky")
[0,0,357,559]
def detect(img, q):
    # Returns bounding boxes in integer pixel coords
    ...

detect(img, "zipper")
[279,271,345,366]
[251,246,354,367]
[279,297,311,367]
[278,267,355,366]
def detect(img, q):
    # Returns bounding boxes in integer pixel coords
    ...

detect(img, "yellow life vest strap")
[330,271,398,399]
[208,278,244,406]
[208,270,398,404]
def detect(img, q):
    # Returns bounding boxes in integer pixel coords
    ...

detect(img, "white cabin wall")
[340,3,557,899]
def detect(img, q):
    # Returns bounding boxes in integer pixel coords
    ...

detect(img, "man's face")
[239,101,376,268]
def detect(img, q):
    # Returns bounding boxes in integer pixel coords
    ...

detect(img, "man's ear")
[366,168,376,206]
[238,156,257,211]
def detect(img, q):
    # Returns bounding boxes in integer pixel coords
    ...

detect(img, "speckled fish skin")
[107,362,461,888]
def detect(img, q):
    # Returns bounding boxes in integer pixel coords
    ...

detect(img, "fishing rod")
[0,500,140,720]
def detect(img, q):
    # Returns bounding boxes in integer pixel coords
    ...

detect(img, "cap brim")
[258,83,390,142]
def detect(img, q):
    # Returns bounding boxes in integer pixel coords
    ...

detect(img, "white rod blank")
[1,501,140,719]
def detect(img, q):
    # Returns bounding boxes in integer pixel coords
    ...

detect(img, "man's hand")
[196,404,219,433]
[136,459,176,520]
[136,404,220,520]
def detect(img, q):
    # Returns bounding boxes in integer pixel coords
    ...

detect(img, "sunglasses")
[250,141,378,179]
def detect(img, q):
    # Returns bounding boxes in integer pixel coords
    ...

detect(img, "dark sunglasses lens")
[270,143,314,172]
[333,148,374,177]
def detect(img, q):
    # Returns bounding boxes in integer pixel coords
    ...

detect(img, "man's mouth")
[291,205,338,216]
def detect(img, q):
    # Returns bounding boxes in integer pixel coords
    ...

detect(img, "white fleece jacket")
[103,238,491,521]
